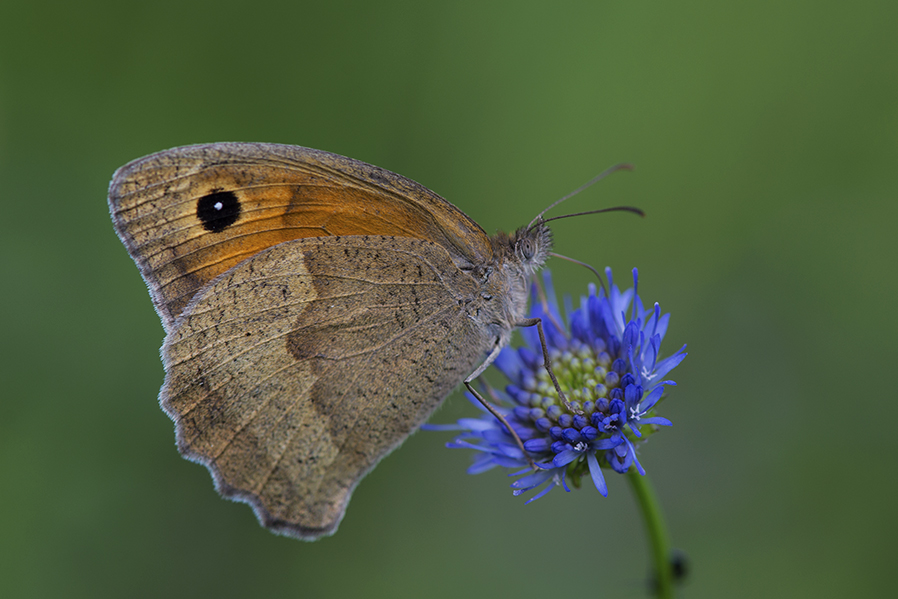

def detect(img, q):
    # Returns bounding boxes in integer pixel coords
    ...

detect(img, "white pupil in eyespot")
[214,201,223,211]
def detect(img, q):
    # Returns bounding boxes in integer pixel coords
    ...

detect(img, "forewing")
[108,142,493,330]
[161,235,490,539]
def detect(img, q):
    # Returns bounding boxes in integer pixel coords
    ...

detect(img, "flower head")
[430,268,686,502]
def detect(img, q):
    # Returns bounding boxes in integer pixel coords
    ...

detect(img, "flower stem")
[626,470,673,598]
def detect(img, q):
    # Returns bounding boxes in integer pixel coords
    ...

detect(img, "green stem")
[626,469,673,599]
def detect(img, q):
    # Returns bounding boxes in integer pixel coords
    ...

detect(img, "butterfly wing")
[161,234,493,539]
[108,142,493,330]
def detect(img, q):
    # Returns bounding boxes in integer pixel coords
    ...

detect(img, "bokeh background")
[2,1,896,597]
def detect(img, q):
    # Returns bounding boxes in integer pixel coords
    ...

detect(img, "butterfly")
[108,142,630,539]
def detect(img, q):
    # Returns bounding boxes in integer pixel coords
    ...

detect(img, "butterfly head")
[513,219,553,277]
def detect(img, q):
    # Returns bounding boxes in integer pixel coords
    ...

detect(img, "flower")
[429,268,686,502]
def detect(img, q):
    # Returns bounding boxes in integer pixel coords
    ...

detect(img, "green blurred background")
[2,1,896,597]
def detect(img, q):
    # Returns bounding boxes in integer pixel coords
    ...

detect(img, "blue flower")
[429,268,686,502]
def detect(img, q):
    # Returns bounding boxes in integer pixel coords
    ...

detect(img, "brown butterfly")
[109,142,630,539]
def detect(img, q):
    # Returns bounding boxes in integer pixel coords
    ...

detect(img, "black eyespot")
[197,190,241,232]
[519,237,536,260]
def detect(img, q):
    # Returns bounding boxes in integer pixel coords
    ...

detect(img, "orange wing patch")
[109,143,492,329]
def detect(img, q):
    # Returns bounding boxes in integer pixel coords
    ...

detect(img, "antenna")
[542,205,644,226]
[527,163,634,229]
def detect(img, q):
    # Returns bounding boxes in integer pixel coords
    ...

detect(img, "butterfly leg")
[464,346,537,470]
[516,317,573,411]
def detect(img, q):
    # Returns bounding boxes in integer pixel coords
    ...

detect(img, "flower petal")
[587,451,608,497]
[626,437,646,475]
[510,469,553,490]
[651,345,687,380]
[639,386,665,412]
[467,457,500,474]
[593,435,623,450]
[419,423,463,431]
[553,449,581,468]
[523,479,557,504]
[493,346,525,384]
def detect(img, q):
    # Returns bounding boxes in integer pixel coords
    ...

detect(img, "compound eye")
[518,237,536,260]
